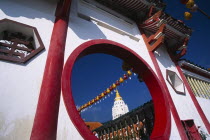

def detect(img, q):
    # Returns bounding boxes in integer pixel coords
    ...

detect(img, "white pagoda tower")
[112,89,129,120]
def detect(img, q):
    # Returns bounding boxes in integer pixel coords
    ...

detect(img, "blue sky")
[71,1,210,123]
[164,0,210,68]
[72,54,151,122]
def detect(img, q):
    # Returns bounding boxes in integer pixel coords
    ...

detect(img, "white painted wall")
[196,97,210,123]
[57,96,84,140]
[170,113,181,140]
[2,0,208,139]
[155,46,210,136]
[57,0,158,139]
[63,0,156,71]
[0,0,56,139]
[182,69,210,122]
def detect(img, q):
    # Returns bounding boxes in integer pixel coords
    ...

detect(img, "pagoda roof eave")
[89,0,166,21]
[140,11,192,37]
[179,60,210,79]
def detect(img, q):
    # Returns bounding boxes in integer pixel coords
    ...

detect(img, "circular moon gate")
[62,39,171,140]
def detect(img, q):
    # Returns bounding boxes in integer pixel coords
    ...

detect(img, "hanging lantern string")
[78,70,133,112]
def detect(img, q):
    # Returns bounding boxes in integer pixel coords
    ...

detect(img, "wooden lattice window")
[0,19,45,64]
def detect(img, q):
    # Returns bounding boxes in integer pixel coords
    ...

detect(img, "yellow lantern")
[119,77,124,83]
[88,101,91,106]
[127,70,132,76]
[184,12,192,20]
[91,99,95,104]
[101,92,105,97]
[96,96,100,100]
[186,0,194,9]
[112,83,117,89]
[106,88,110,93]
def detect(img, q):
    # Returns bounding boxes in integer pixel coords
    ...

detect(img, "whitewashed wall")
[170,113,181,140]
[57,0,157,139]
[63,0,156,69]
[196,97,210,123]
[0,0,56,139]
[155,46,210,136]
[182,69,210,123]
[1,0,204,139]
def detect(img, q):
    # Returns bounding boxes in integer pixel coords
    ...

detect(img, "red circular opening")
[61,39,171,140]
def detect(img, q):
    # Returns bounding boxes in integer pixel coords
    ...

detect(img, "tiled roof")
[85,122,103,131]
[93,0,165,21]
[179,59,210,79]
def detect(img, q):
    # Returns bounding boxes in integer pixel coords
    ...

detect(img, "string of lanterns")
[78,70,133,112]
[181,0,210,20]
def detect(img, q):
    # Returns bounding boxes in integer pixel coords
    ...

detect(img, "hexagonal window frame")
[0,18,45,64]
[166,69,185,95]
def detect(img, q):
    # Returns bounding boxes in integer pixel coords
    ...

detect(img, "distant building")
[94,101,154,140]
[112,90,129,120]
[85,122,103,131]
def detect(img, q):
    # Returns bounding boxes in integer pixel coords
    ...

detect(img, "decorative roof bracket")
[169,37,189,60]
[146,23,166,52]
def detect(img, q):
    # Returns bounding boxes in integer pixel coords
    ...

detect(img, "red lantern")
[123,74,128,80]
[104,91,107,95]
[116,80,120,86]
[109,86,113,91]
[98,95,102,99]
[180,0,189,4]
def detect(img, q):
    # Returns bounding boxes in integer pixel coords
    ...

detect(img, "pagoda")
[112,89,129,120]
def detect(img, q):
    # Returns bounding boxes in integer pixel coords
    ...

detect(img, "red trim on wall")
[61,39,171,140]
[140,31,189,140]
[30,1,72,140]
[176,64,210,133]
